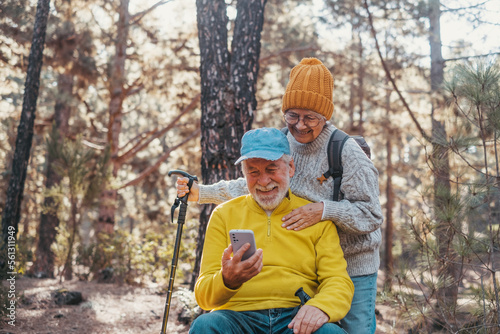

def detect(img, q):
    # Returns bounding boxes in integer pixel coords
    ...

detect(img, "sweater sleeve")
[194,209,239,310]
[198,178,249,205]
[307,223,354,322]
[321,138,383,235]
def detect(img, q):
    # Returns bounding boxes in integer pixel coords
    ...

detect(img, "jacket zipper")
[267,216,271,237]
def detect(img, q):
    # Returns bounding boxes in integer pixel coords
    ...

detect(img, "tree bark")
[97,0,130,234]
[191,0,267,289]
[347,26,356,131]
[384,137,394,286]
[2,0,51,244]
[193,0,231,289]
[429,0,458,308]
[229,0,265,137]
[384,89,394,291]
[32,73,73,278]
[356,32,365,135]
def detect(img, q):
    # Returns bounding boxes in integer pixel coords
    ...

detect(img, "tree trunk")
[347,29,364,135]
[356,32,365,136]
[2,0,51,244]
[32,73,73,278]
[384,89,394,290]
[191,0,267,289]
[229,0,265,137]
[429,0,458,309]
[384,132,394,289]
[97,0,130,234]
[62,194,78,281]
[193,0,231,289]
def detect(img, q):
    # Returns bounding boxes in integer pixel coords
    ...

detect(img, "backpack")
[281,127,371,201]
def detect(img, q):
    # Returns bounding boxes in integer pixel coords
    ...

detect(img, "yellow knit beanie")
[282,58,334,120]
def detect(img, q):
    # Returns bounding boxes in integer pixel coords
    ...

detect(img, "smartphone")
[229,229,257,261]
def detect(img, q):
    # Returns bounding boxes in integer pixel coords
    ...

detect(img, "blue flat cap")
[235,127,290,165]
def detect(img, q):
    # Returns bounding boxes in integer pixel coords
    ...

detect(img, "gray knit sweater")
[198,123,383,277]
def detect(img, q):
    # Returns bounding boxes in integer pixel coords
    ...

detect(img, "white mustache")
[255,183,279,192]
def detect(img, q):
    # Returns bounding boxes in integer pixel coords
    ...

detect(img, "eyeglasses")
[283,112,324,127]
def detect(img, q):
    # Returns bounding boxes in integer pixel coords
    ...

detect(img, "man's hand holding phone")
[221,233,263,290]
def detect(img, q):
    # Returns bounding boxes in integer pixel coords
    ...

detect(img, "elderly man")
[189,128,353,334]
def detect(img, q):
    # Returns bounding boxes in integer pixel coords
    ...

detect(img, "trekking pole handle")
[168,170,198,188]
[168,169,198,202]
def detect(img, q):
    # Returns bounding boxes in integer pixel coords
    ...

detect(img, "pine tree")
[32,0,98,278]
[193,0,267,288]
[445,60,500,329]
[2,0,51,244]
[44,126,110,280]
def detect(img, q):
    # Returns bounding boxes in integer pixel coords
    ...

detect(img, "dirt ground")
[2,272,401,334]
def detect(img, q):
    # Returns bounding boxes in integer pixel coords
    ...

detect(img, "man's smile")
[256,186,278,195]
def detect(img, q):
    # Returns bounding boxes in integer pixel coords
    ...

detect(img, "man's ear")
[289,158,296,178]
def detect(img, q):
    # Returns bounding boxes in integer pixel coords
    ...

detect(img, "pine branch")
[118,128,200,190]
[115,93,200,165]
[89,8,114,42]
[124,77,144,97]
[118,127,159,153]
[363,0,431,143]
[441,1,489,13]
[446,52,500,63]
[130,0,173,25]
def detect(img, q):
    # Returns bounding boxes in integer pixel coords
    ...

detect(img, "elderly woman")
[177,58,383,334]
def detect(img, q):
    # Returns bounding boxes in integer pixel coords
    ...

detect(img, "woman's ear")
[289,158,296,178]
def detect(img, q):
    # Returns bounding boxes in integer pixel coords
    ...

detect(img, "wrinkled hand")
[176,176,200,202]
[222,244,263,290]
[288,305,329,334]
[281,202,324,231]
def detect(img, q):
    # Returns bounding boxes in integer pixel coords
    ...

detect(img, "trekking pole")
[295,287,311,306]
[161,170,198,334]
[294,287,342,328]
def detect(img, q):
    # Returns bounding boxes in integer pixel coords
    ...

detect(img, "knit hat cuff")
[282,90,334,120]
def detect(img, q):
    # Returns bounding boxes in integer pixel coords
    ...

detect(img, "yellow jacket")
[194,191,354,322]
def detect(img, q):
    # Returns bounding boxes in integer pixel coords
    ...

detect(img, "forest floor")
[2,272,403,334]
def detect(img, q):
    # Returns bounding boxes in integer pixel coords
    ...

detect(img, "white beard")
[252,175,290,211]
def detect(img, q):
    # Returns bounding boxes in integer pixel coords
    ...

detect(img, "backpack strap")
[283,126,350,201]
[318,129,349,201]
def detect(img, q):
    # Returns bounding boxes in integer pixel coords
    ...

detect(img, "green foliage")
[41,122,199,284]
[45,124,111,207]
[446,61,500,138]
[469,279,500,333]
[77,231,142,283]
[51,224,72,276]
[75,229,189,285]
[44,124,111,279]
[0,234,33,278]
[393,60,500,332]
[12,234,34,275]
